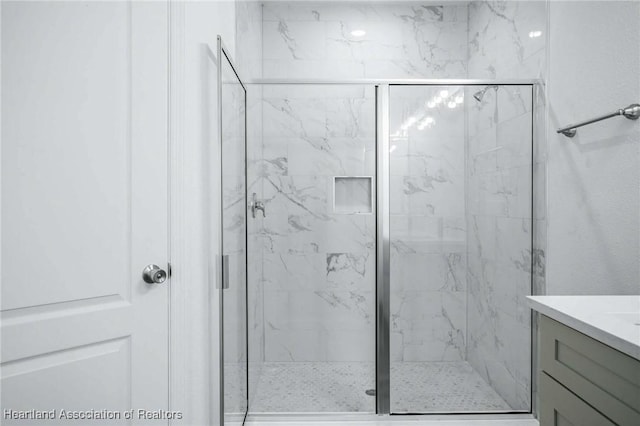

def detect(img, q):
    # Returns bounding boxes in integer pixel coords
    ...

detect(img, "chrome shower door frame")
[375,84,391,415]
[373,80,540,416]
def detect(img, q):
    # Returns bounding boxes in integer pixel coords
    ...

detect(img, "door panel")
[3,338,131,421]
[1,1,169,423]
[219,40,248,425]
[2,1,132,310]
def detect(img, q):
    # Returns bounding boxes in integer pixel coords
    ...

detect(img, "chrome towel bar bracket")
[557,103,640,138]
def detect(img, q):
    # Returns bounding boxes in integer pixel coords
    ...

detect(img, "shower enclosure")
[220,77,538,421]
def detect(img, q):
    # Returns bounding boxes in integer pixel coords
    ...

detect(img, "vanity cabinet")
[538,315,640,426]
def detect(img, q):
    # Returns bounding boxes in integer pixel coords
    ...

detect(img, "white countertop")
[528,295,640,361]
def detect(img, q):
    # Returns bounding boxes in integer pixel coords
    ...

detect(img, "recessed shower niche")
[334,176,373,214]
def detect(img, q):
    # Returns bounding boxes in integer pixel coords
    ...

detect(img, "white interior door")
[1,1,169,424]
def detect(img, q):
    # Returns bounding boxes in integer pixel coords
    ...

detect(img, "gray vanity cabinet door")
[539,373,616,426]
[539,315,640,425]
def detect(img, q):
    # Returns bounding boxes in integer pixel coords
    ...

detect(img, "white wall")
[169,1,237,425]
[547,1,640,295]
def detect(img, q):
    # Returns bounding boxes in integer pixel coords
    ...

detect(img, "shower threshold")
[245,413,538,426]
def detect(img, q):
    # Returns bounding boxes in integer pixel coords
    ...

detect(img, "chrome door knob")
[142,264,167,284]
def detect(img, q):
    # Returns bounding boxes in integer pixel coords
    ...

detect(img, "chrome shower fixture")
[473,85,499,102]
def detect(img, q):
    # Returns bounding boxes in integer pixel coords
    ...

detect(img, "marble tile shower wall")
[258,1,470,367]
[262,1,547,80]
[246,86,265,405]
[260,85,377,362]
[236,0,264,406]
[468,1,547,80]
[262,2,469,79]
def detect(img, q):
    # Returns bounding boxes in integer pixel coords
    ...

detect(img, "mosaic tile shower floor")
[250,362,510,413]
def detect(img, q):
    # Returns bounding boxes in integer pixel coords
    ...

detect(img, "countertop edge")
[528,296,640,361]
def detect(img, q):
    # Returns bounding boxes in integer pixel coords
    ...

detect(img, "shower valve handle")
[250,193,266,218]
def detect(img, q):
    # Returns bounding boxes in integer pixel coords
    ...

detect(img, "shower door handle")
[221,254,229,289]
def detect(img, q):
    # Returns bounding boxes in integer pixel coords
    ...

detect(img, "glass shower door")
[387,84,533,413]
[249,84,377,413]
[219,38,248,425]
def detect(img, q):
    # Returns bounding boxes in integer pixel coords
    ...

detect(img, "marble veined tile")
[263,20,327,61]
[391,290,466,362]
[326,21,405,62]
[262,2,470,79]
[468,1,546,80]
